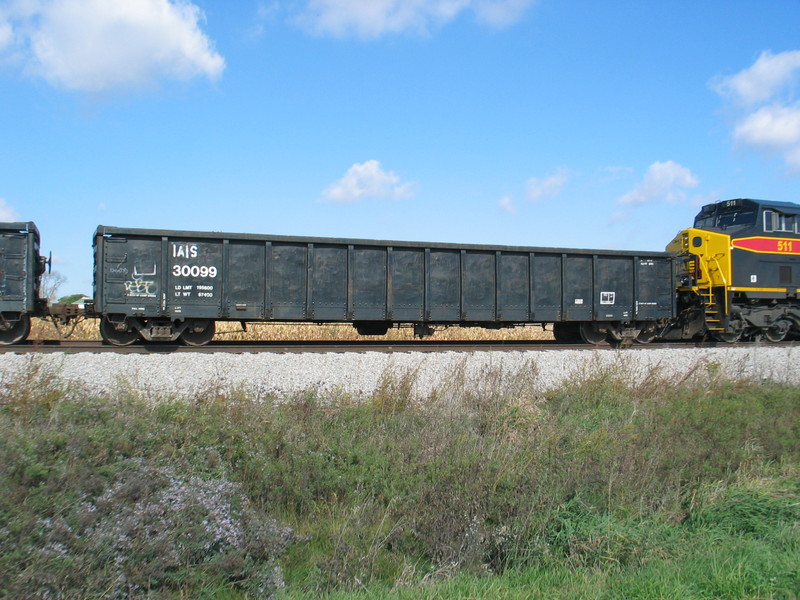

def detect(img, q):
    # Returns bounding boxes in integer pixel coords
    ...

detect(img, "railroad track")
[0,339,773,354]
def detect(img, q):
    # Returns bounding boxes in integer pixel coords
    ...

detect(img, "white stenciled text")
[172,243,198,258]
[172,264,218,278]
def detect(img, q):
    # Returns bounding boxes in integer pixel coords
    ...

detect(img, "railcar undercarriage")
[98,315,216,346]
[552,320,661,346]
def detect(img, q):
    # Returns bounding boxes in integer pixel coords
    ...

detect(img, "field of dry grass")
[29,317,554,343]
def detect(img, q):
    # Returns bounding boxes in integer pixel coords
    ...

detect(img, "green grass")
[0,358,798,599]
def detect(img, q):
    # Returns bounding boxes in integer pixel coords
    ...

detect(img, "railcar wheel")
[764,319,791,343]
[100,317,140,346]
[0,315,31,345]
[180,320,215,346]
[579,322,608,345]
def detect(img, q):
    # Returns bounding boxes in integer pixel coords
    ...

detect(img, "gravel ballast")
[1,345,798,400]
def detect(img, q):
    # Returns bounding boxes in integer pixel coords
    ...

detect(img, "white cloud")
[618,161,699,205]
[713,50,800,172]
[296,0,535,38]
[322,160,416,203]
[0,0,224,92]
[733,104,800,150]
[0,20,11,51]
[474,0,534,27]
[592,165,633,184]
[713,50,800,106]
[526,168,568,202]
[498,195,516,213]
[0,199,19,221]
[247,2,279,39]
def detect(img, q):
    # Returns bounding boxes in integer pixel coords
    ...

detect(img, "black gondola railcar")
[93,225,675,346]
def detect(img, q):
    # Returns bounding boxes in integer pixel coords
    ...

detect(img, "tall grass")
[0,359,798,599]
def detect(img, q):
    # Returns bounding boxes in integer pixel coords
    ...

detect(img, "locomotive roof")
[94,225,672,258]
[699,198,800,214]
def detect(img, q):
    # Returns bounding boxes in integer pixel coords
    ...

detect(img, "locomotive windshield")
[717,207,756,228]
[694,202,756,230]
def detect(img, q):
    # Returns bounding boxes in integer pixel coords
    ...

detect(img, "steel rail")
[1,339,785,354]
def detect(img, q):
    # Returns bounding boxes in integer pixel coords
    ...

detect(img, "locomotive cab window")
[694,214,716,228]
[716,208,755,229]
[764,210,796,233]
[695,204,756,230]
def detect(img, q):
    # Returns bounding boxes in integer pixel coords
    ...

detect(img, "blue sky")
[2,0,800,293]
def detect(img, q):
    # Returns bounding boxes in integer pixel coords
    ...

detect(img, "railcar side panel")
[564,255,593,320]
[352,246,386,320]
[99,235,162,314]
[595,256,633,321]
[427,249,460,321]
[498,252,528,322]
[310,244,347,320]
[531,253,562,322]
[225,241,265,319]
[388,248,424,321]
[167,238,223,319]
[270,244,307,320]
[635,257,674,320]
[462,251,495,321]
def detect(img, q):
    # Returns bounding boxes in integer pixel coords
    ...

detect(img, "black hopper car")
[3,198,800,346]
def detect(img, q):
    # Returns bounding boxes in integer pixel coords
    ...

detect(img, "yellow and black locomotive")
[667,198,800,342]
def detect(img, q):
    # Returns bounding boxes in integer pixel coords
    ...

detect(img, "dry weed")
[29,317,553,343]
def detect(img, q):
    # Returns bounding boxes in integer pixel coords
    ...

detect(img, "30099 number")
[172,265,218,278]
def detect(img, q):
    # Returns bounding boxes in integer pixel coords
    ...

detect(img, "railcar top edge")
[94,225,671,258]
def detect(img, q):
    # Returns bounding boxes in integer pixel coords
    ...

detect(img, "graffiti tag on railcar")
[125,265,157,297]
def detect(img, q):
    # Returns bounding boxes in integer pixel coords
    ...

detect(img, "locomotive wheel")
[99,317,140,346]
[711,328,742,343]
[711,330,741,343]
[180,320,215,346]
[0,315,31,345]
[764,319,791,343]
[579,322,608,345]
[711,316,744,344]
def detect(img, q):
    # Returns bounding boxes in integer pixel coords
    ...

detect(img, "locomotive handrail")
[709,253,729,316]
